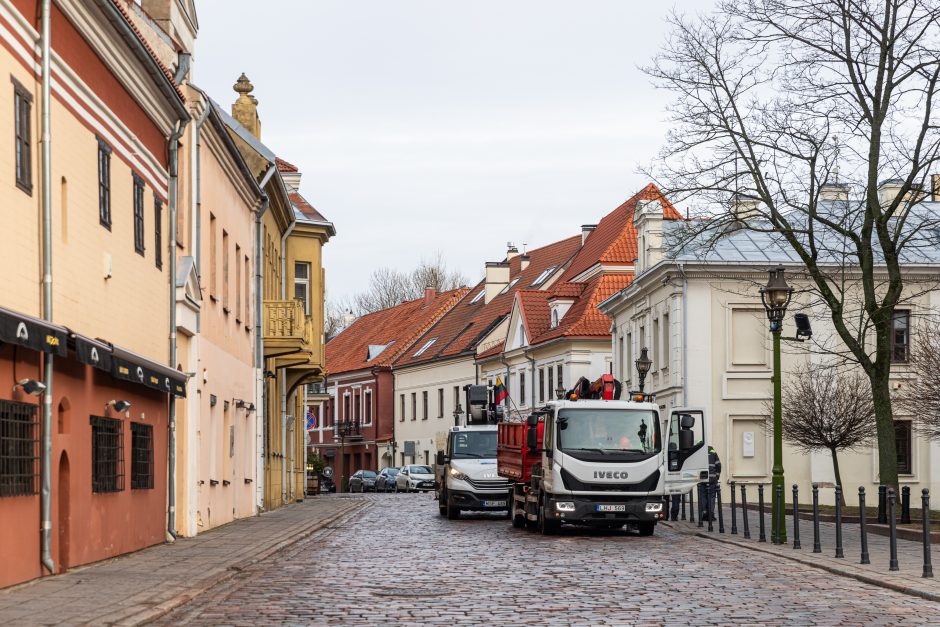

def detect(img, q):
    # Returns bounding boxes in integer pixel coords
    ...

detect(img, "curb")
[664,521,940,604]
[126,500,367,626]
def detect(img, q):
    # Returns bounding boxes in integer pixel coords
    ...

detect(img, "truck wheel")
[538,500,559,535]
[511,507,526,528]
[637,521,655,536]
[447,499,461,520]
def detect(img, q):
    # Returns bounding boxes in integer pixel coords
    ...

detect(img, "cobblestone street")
[158,494,940,626]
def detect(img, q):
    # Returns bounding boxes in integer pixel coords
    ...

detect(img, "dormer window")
[551,310,559,328]
[515,322,527,348]
[530,266,557,287]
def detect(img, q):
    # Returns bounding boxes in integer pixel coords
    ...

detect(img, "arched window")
[551,309,559,328]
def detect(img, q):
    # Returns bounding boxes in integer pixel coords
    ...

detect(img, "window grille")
[130,422,153,490]
[0,400,38,497]
[91,415,124,493]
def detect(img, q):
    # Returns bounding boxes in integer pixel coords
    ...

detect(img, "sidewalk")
[664,503,940,602]
[0,495,367,626]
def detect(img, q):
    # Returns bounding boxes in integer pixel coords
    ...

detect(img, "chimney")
[581,224,597,245]
[634,200,664,275]
[819,183,849,201]
[878,179,905,207]
[519,254,530,271]
[232,74,261,139]
[424,287,437,306]
[506,243,520,260]
[730,194,761,221]
[484,262,509,305]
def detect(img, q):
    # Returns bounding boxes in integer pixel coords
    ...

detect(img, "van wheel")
[637,522,655,536]
[447,499,460,520]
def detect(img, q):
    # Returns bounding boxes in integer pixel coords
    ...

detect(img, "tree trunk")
[870,361,899,494]
[830,447,845,507]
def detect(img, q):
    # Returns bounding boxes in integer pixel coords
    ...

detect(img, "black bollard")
[707,484,715,532]
[730,481,738,535]
[696,483,707,528]
[681,491,687,521]
[792,484,801,550]
[758,484,767,542]
[902,486,911,524]
[689,487,695,524]
[888,488,899,571]
[835,485,845,558]
[741,484,751,539]
[717,485,725,533]
[812,483,821,554]
[922,489,933,579]
[878,485,887,524]
[774,484,784,545]
[859,487,870,565]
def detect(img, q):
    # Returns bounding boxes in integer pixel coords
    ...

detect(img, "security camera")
[13,378,46,396]
[107,399,131,413]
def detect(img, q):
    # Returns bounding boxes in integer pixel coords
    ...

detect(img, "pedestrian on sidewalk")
[698,446,721,521]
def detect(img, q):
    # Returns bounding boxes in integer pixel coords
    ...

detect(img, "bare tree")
[895,320,940,438]
[325,297,356,340]
[645,0,940,488]
[770,365,877,503]
[354,267,414,314]
[409,251,468,296]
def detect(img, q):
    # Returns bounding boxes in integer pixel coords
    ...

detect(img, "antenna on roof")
[832,134,841,183]
[521,243,527,254]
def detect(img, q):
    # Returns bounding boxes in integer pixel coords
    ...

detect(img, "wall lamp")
[264,370,276,380]
[13,378,46,396]
[235,399,247,409]
[106,399,132,413]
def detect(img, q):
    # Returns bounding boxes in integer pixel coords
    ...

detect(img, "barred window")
[130,422,153,490]
[91,416,123,493]
[98,138,111,228]
[133,174,145,255]
[0,400,38,497]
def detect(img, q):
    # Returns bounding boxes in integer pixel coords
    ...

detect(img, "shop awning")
[73,335,113,373]
[0,306,68,357]
[110,346,187,397]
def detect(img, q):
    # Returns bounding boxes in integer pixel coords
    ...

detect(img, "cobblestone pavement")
[158,493,940,626]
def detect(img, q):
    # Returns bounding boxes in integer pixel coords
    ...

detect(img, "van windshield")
[450,430,497,459]
[557,408,660,462]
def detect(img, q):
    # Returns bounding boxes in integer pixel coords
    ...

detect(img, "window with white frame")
[530,266,556,287]
[499,277,520,295]
[662,312,670,372]
[413,338,437,357]
[469,289,485,304]
[294,262,310,315]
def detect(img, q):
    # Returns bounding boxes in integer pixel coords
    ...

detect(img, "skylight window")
[469,289,485,304]
[413,338,438,357]
[367,342,394,361]
[499,277,520,295]
[530,266,557,287]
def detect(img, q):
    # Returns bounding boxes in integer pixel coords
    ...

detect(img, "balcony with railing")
[263,299,310,358]
[334,420,363,440]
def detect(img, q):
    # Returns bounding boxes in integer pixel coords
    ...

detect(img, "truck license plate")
[483,500,507,507]
[596,504,626,512]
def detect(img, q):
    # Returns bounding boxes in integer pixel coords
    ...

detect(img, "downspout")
[192,96,211,281]
[167,112,189,541]
[254,166,275,510]
[677,263,689,406]
[39,0,54,575]
[524,348,536,408]
[280,218,297,505]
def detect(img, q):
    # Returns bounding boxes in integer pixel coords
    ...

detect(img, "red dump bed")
[497,419,544,484]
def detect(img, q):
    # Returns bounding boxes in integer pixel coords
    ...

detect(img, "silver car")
[395,464,435,492]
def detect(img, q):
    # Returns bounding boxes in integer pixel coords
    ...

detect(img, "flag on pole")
[494,376,508,404]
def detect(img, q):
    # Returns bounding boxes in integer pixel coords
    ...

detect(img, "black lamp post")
[453,404,463,427]
[635,347,653,393]
[760,265,793,544]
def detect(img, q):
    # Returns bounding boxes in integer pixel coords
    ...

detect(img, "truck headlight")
[448,469,469,481]
[555,501,576,512]
[645,502,663,512]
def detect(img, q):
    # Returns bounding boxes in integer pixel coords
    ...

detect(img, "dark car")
[349,469,377,493]
[374,467,400,492]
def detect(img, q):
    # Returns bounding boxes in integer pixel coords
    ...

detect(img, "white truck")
[435,424,511,519]
[498,374,709,535]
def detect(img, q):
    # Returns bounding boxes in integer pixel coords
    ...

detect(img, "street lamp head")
[555,385,566,400]
[760,266,793,329]
[635,347,653,377]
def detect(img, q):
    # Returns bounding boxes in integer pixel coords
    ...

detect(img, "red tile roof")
[111,1,186,102]
[560,184,680,282]
[393,236,582,368]
[288,190,329,223]
[475,341,506,362]
[533,273,634,343]
[276,157,299,172]
[516,290,552,341]
[325,288,468,375]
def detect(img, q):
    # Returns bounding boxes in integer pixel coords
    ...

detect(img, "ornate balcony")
[263,299,309,358]
[335,420,363,440]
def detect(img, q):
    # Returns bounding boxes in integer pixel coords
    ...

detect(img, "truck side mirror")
[436,450,447,466]
[526,414,538,427]
[680,414,695,430]
[526,425,539,451]
[678,429,694,451]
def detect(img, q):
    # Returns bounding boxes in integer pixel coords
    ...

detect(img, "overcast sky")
[194,0,714,303]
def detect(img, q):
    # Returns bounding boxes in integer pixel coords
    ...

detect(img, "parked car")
[374,467,400,492]
[349,469,377,493]
[395,465,436,492]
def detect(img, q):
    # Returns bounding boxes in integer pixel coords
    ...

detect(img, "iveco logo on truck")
[594,471,629,479]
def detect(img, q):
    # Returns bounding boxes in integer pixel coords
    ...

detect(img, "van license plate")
[596,504,626,512]
[483,500,507,507]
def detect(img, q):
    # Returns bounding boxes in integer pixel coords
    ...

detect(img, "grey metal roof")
[665,201,940,266]
[210,98,276,164]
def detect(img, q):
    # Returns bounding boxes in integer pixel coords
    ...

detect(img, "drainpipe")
[524,349,536,408]
[279,218,297,506]
[254,167,275,510]
[39,0,54,575]
[167,112,189,541]
[677,263,689,406]
[191,95,211,282]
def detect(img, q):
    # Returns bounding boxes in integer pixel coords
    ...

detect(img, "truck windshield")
[557,408,660,461]
[451,431,497,459]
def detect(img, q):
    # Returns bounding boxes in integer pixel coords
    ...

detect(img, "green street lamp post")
[635,347,653,393]
[760,266,793,545]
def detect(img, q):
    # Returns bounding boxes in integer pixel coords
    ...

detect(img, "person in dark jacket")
[698,446,721,521]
